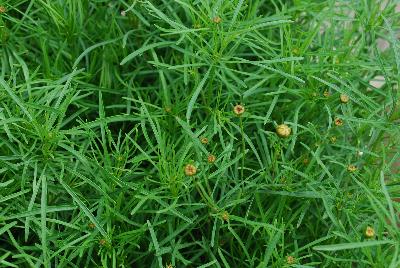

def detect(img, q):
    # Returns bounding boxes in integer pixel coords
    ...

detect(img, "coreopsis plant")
[0,0,398,267]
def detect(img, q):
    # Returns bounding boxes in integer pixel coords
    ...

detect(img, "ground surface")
[0,1,400,267]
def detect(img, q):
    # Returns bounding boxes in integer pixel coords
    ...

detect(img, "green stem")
[240,117,245,180]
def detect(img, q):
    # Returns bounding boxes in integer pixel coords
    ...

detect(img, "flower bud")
[276,124,291,138]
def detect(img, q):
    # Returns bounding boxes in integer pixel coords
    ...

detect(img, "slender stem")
[240,117,245,180]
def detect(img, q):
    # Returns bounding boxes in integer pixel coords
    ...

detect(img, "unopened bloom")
[207,154,216,163]
[365,226,375,238]
[233,104,245,116]
[200,137,209,144]
[276,124,291,138]
[286,255,295,265]
[334,118,343,126]
[222,211,229,222]
[184,164,197,176]
[347,164,357,172]
[213,16,222,24]
[340,94,349,103]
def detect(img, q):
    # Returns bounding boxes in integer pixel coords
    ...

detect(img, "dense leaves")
[0,1,399,267]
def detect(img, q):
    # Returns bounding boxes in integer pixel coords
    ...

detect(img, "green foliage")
[0,0,399,267]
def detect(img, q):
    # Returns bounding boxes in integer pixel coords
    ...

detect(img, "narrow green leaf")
[313,240,393,251]
[73,38,120,68]
[40,175,48,267]
[0,77,33,121]
[120,41,174,65]
[147,220,163,268]
[0,221,17,236]
[59,178,108,240]
[186,67,211,122]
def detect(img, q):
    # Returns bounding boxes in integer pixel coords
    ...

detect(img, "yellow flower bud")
[276,124,291,138]
[184,164,197,176]
[233,104,245,116]
[340,94,349,103]
[365,226,375,238]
